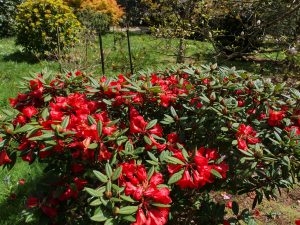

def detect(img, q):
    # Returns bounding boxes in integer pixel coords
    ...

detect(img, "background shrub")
[0,0,23,37]
[15,0,81,55]
[76,8,111,32]
[65,0,124,24]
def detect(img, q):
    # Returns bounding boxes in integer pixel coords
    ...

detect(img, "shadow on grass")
[197,51,300,77]
[0,174,48,225]
[2,51,39,64]
[0,164,53,225]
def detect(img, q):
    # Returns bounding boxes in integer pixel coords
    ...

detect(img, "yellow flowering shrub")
[16,0,81,55]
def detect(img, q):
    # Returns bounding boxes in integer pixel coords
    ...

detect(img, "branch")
[263,3,300,29]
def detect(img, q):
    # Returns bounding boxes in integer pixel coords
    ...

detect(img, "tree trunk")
[176,38,185,63]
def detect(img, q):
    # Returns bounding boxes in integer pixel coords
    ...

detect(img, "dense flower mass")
[0,66,299,224]
[119,162,172,225]
[236,124,260,151]
[167,147,228,189]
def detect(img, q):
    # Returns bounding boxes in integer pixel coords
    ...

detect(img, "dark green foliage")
[117,0,149,26]
[0,0,23,37]
[75,8,111,32]
[210,9,262,55]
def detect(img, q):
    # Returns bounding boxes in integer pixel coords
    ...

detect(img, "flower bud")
[222,108,228,115]
[254,148,263,158]
[105,191,112,199]
[209,93,216,102]
[113,207,120,215]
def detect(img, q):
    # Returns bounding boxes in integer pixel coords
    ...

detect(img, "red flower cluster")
[168,147,228,189]
[130,107,166,151]
[0,150,11,166]
[268,109,285,127]
[149,74,191,107]
[119,161,172,225]
[236,124,260,151]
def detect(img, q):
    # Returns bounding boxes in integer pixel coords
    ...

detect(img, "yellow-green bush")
[16,0,81,55]
[65,0,124,24]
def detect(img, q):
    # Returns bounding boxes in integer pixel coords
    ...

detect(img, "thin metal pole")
[85,30,88,66]
[57,26,62,72]
[98,29,105,75]
[126,24,134,74]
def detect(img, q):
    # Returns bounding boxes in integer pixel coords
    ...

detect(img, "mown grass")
[0,33,299,225]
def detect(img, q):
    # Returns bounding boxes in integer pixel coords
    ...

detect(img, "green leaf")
[274,130,283,142]
[97,120,103,137]
[29,133,54,141]
[170,106,178,118]
[88,143,98,149]
[232,201,239,215]
[159,151,169,162]
[61,116,70,129]
[151,203,171,208]
[146,119,158,130]
[147,166,155,180]
[105,163,113,177]
[44,95,52,102]
[118,206,139,215]
[120,195,136,203]
[147,151,158,162]
[122,215,136,222]
[146,160,159,166]
[93,170,108,183]
[90,199,102,206]
[41,108,50,120]
[210,169,222,179]
[144,135,152,145]
[221,127,228,132]
[88,76,100,88]
[168,169,184,184]
[166,156,185,165]
[112,166,122,181]
[14,124,35,133]
[91,211,108,222]
[88,115,96,125]
[104,218,114,225]
[85,187,104,197]
[248,218,257,225]
[125,141,134,152]
[106,180,112,192]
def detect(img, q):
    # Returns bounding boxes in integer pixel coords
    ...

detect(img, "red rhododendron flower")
[268,109,285,127]
[22,106,38,118]
[19,179,25,185]
[0,150,12,166]
[27,197,39,208]
[41,206,57,218]
[295,220,300,225]
[285,126,300,137]
[223,220,230,225]
[119,162,172,225]
[71,163,85,173]
[167,147,228,189]
[236,124,260,151]
[130,107,148,134]
[10,193,17,200]
[226,201,232,208]
[74,177,88,191]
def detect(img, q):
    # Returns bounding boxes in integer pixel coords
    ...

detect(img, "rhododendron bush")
[0,65,299,225]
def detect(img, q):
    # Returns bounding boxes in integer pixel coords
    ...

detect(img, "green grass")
[0,38,60,107]
[0,161,44,225]
[0,33,299,225]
